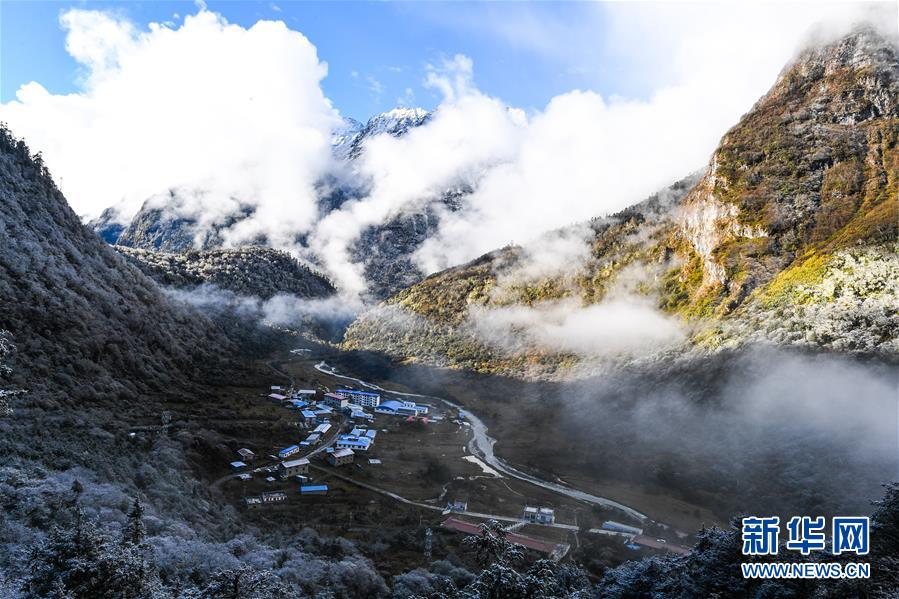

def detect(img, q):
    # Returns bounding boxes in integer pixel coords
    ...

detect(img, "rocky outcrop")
[675,25,898,310]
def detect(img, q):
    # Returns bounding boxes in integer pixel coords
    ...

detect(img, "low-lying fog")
[336,347,897,522]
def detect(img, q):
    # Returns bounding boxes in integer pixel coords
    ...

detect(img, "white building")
[523,506,555,525]
[322,392,349,409]
[336,389,381,408]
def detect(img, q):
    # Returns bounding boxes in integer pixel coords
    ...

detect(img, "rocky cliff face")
[343,27,899,378]
[675,26,898,310]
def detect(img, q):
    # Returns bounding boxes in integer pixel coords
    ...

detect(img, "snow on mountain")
[332,107,431,160]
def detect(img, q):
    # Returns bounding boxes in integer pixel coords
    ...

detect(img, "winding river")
[313,360,651,524]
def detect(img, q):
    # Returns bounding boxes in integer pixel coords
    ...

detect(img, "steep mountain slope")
[116,245,335,300]
[349,186,469,299]
[0,127,238,400]
[343,27,898,378]
[0,126,395,597]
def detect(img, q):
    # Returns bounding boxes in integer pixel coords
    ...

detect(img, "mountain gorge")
[342,27,899,378]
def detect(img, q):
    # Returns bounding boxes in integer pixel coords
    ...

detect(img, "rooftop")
[441,518,564,556]
[281,458,310,468]
[331,448,354,458]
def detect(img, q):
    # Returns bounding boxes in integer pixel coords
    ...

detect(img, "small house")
[313,423,332,435]
[335,435,371,452]
[278,445,300,459]
[300,485,329,495]
[261,491,287,504]
[237,448,256,462]
[244,496,263,509]
[523,506,555,525]
[328,448,355,466]
[301,433,321,446]
[268,393,287,402]
[279,457,310,478]
[230,461,247,470]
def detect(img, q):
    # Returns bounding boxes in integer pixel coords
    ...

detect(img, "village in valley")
[217,350,691,568]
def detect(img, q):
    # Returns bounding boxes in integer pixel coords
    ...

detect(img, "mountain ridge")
[342,26,899,379]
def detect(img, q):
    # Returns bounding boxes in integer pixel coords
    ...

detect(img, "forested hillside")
[116,246,335,300]
[0,128,390,597]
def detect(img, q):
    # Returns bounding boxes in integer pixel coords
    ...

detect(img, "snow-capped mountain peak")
[331,107,430,160]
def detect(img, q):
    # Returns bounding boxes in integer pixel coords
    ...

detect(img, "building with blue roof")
[301,433,321,447]
[278,445,300,459]
[335,435,371,452]
[375,400,429,416]
[300,485,329,495]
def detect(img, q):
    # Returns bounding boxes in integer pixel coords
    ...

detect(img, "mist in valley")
[334,345,897,522]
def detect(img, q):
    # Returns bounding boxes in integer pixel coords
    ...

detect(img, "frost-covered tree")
[122,498,146,547]
[190,566,301,599]
[25,503,165,599]
[0,329,23,416]
[462,521,523,568]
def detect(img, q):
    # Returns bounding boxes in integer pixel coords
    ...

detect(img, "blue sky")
[1,0,660,120]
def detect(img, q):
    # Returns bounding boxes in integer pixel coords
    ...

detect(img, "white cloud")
[366,75,384,99]
[307,61,524,295]
[0,8,340,251]
[470,298,685,358]
[405,3,891,274]
[2,3,891,302]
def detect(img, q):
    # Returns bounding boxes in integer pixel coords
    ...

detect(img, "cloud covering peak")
[1,3,890,299]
